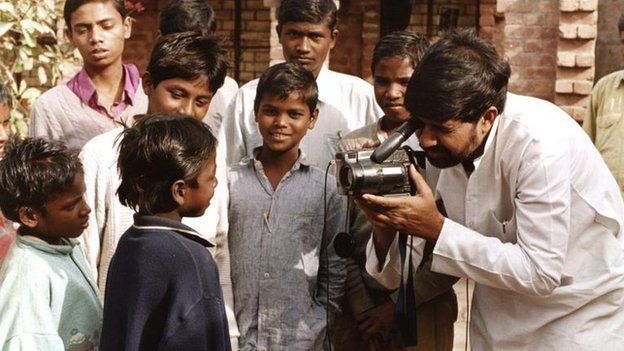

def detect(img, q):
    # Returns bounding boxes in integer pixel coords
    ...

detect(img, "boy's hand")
[356,301,396,340]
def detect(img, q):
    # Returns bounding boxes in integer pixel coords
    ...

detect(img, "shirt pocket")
[487,210,517,243]
[597,112,622,129]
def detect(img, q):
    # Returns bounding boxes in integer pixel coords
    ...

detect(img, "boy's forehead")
[70,0,123,23]
[259,92,307,106]
[280,21,332,33]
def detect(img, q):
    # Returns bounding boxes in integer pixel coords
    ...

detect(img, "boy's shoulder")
[0,239,57,292]
[31,85,76,115]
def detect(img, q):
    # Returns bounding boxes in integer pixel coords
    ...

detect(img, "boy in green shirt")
[0,137,101,350]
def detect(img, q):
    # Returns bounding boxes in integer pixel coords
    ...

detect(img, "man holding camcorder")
[357,29,624,350]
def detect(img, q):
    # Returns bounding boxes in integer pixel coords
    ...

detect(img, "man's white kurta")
[367,93,624,350]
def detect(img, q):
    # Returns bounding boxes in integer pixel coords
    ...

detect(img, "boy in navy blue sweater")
[100,113,230,351]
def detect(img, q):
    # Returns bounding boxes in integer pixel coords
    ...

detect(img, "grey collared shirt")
[228,150,346,351]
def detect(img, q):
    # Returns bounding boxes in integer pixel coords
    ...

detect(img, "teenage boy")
[0,83,15,263]
[222,0,382,169]
[79,31,240,348]
[0,137,101,349]
[159,0,238,135]
[30,0,148,151]
[101,114,230,351]
[228,62,345,350]
[337,31,457,351]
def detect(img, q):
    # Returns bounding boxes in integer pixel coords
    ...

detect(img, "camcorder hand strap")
[396,232,418,346]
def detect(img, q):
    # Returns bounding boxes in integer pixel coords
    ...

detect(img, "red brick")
[555,80,574,93]
[573,80,593,94]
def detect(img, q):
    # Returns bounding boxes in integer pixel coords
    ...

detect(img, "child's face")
[31,172,91,244]
[67,1,131,70]
[179,154,218,218]
[256,93,317,155]
[0,103,11,158]
[144,75,213,120]
[373,55,414,125]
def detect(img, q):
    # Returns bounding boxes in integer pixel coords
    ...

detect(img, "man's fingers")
[409,165,433,198]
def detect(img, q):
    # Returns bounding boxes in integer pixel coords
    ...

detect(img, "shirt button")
[264,272,270,278]
[266,232,272,239]
[262,309,268,315]
[259,348,267,351]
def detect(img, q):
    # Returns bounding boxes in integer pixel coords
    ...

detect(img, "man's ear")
[276,24,282,43]
[171,180,187,206]
[329,29,339,50]
[481,106,499,129]
[142,72,153,96]
[18,206,39,229]
[122,16,133,40]
[308,108,319,130]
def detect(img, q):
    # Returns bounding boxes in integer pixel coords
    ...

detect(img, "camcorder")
[334,147,424,196]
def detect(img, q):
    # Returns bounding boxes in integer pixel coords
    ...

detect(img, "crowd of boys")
[0,0,623,350]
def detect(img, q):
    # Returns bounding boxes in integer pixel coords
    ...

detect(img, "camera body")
[335,147,419,196]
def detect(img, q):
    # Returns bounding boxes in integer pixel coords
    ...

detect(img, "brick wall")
[554,0,597,121]
[595,0,623,81]
[408,0,478,39]
[495,0,559,102]
[122,0,271,85]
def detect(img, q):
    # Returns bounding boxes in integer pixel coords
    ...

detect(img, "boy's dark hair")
[619,13,624,33]
[277,0,338,31]
[159,0,217,36]
[0,137,82,223]
[254,62,318,116]
[405,29,511,123]
[64,0,126,29]
[116,113,217,215]
[147,32,228,94]
[0,83,12,108]
[371,31,429,75]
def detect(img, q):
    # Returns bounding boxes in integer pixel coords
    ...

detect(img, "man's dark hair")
[116,113,217,215]
[0,137,82,223]
[277,0,338,31]
[147,32,228,93]
[405,29,511,123]
[254,62,318,116]
[64,0,126,29]
[159,0,217,36]
[618,13,624,33]
[371,31,429,75]
[0,83,11,108]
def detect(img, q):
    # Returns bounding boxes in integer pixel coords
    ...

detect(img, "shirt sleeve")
[317,189,347,312]
[210,154,240,351]
[582,82,601,142]
[220,89,249,166]
[432,137,571,296]
[29,96,62,140]
[78,143,104,284]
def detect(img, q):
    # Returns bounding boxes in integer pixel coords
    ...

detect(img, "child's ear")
[308,109,319,130]
[142,72,153,96]
[18,206,39,228]
[171,180,187,206]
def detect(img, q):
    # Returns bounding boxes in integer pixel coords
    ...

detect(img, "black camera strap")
[395,232,417,346]
[394,146,421,346]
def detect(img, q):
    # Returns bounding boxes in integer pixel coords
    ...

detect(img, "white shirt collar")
[473,114,501,171]
[315,65,332,103]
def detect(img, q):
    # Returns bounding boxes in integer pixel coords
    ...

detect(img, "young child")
[0,137,101,349]
[100,113,230,350]
[0,83,16,263]
[228,62,346,350]
[30,0,147,150]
